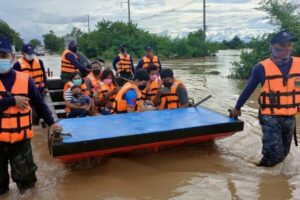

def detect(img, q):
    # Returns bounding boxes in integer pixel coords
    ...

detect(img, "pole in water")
[193,95,212,107]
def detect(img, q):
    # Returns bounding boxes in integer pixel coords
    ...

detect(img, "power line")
[135,1,197,22]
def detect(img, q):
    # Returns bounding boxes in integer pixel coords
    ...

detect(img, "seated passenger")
[85,60,104,95]
[113,69,150,113]
[64,71,90,115]
[141,64,160,103]
[95,69,118,115]
[67,85,91,118]
[154,68,189,109]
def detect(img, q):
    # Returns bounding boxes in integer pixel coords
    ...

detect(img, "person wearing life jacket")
[136,46,162,72]
[230,30,299,167]
[153,68,189,110]
[64,72,90,115]
[84,60,103,95]
[95,69,118,115]
[13,44,47,96]
[0,37,62,195]
[112,44,135,84]
[113,69,150,113]
[141,64,160,103]
[60,41,89,84]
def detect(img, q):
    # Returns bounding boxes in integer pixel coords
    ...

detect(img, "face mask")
[150,74,158,81]
[92,69,101,76]
[271,47,291,65]
[103,78,112,85]
[163,81,173,88]
[72,79,82,86]
[25,54,34,61]
[0,59,13,74]
[138,84,147,91]
[70,46,78,53]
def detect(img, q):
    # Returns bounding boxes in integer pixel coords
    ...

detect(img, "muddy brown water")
[3,50,300,200]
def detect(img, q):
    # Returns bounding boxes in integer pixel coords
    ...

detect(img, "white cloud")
[0,0,277,42]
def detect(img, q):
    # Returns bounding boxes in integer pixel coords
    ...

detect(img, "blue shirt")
[0,70,55,126]
[123,89,138,106]
[235,58,293,110]
[71,94,90,106]
[112,54,135,73]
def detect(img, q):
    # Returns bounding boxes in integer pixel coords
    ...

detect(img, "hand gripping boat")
[46,78,244,162]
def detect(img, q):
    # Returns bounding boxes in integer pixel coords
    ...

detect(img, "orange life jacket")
[64,81,89,113]
[117,53,132,73]
[0,71,33,143]
[259,57,300,116]
[113,82,141,113]
[61,49,79,73]
[142,56,161,69]
[98,82,117,112]
[141,79,159,102]
[18,58,45,89]
[85,72,101,94]
[159,79,184,110]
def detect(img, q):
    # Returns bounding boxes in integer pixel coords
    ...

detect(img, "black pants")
[0,139,37,194]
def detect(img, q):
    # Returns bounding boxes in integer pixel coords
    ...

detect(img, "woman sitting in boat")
[84,60,103,96]
[64,71,91,116]
[94,69,119,115]
[153,68,189,110]
[113,69,152,113]
[141,64,160,104]
[67,85,92,118]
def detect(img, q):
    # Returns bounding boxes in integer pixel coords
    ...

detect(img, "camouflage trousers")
[0,139,37,194]
[259,115,296,167]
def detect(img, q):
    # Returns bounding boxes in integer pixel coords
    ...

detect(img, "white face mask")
[0,59,13,74]
[25,54,34,61]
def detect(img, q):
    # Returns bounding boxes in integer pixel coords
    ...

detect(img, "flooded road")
[3,50,300,200]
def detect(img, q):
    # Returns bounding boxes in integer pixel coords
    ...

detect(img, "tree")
[0,19,24,51]
[43,30,64,53]
[230,0,300,79]
[29,39,41,48]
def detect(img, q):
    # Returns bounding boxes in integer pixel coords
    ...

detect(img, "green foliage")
[29,39,41,48]
[43,30,64,53]
[230,0,300,79]
[222,36,246,49]
[71,20,219,60]
[0,19,24,51]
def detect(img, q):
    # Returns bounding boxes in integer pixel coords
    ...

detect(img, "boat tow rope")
[51,130,72,143]
[193,95,212,107]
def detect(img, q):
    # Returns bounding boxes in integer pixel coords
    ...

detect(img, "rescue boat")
[46,78,244,162]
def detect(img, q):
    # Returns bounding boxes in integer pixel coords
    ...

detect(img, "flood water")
[3,50,300,200]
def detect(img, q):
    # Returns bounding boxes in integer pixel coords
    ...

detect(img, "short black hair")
[96,58,105,64]
[160,68,174,79]
[146,64,158,74]
[134,69,150,81]
[70,71,82,81]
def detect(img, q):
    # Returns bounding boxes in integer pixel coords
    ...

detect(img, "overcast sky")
[0,0,295,42]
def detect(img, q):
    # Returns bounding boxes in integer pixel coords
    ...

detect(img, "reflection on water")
[3,50,300,200]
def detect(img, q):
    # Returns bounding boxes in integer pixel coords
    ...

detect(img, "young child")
[67,85,91,118]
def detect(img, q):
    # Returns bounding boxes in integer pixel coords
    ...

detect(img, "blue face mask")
[0,59,12,74]
[72,79,82,86]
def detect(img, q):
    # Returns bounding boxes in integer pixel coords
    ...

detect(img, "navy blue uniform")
[234,57,296,167]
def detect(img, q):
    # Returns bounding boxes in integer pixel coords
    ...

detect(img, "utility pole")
[121,0,131,23]
[128,0,131,23]
[203,0,206,41]
[87,14,91,34]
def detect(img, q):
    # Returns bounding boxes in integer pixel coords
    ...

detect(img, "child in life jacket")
[67,85,91,118]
